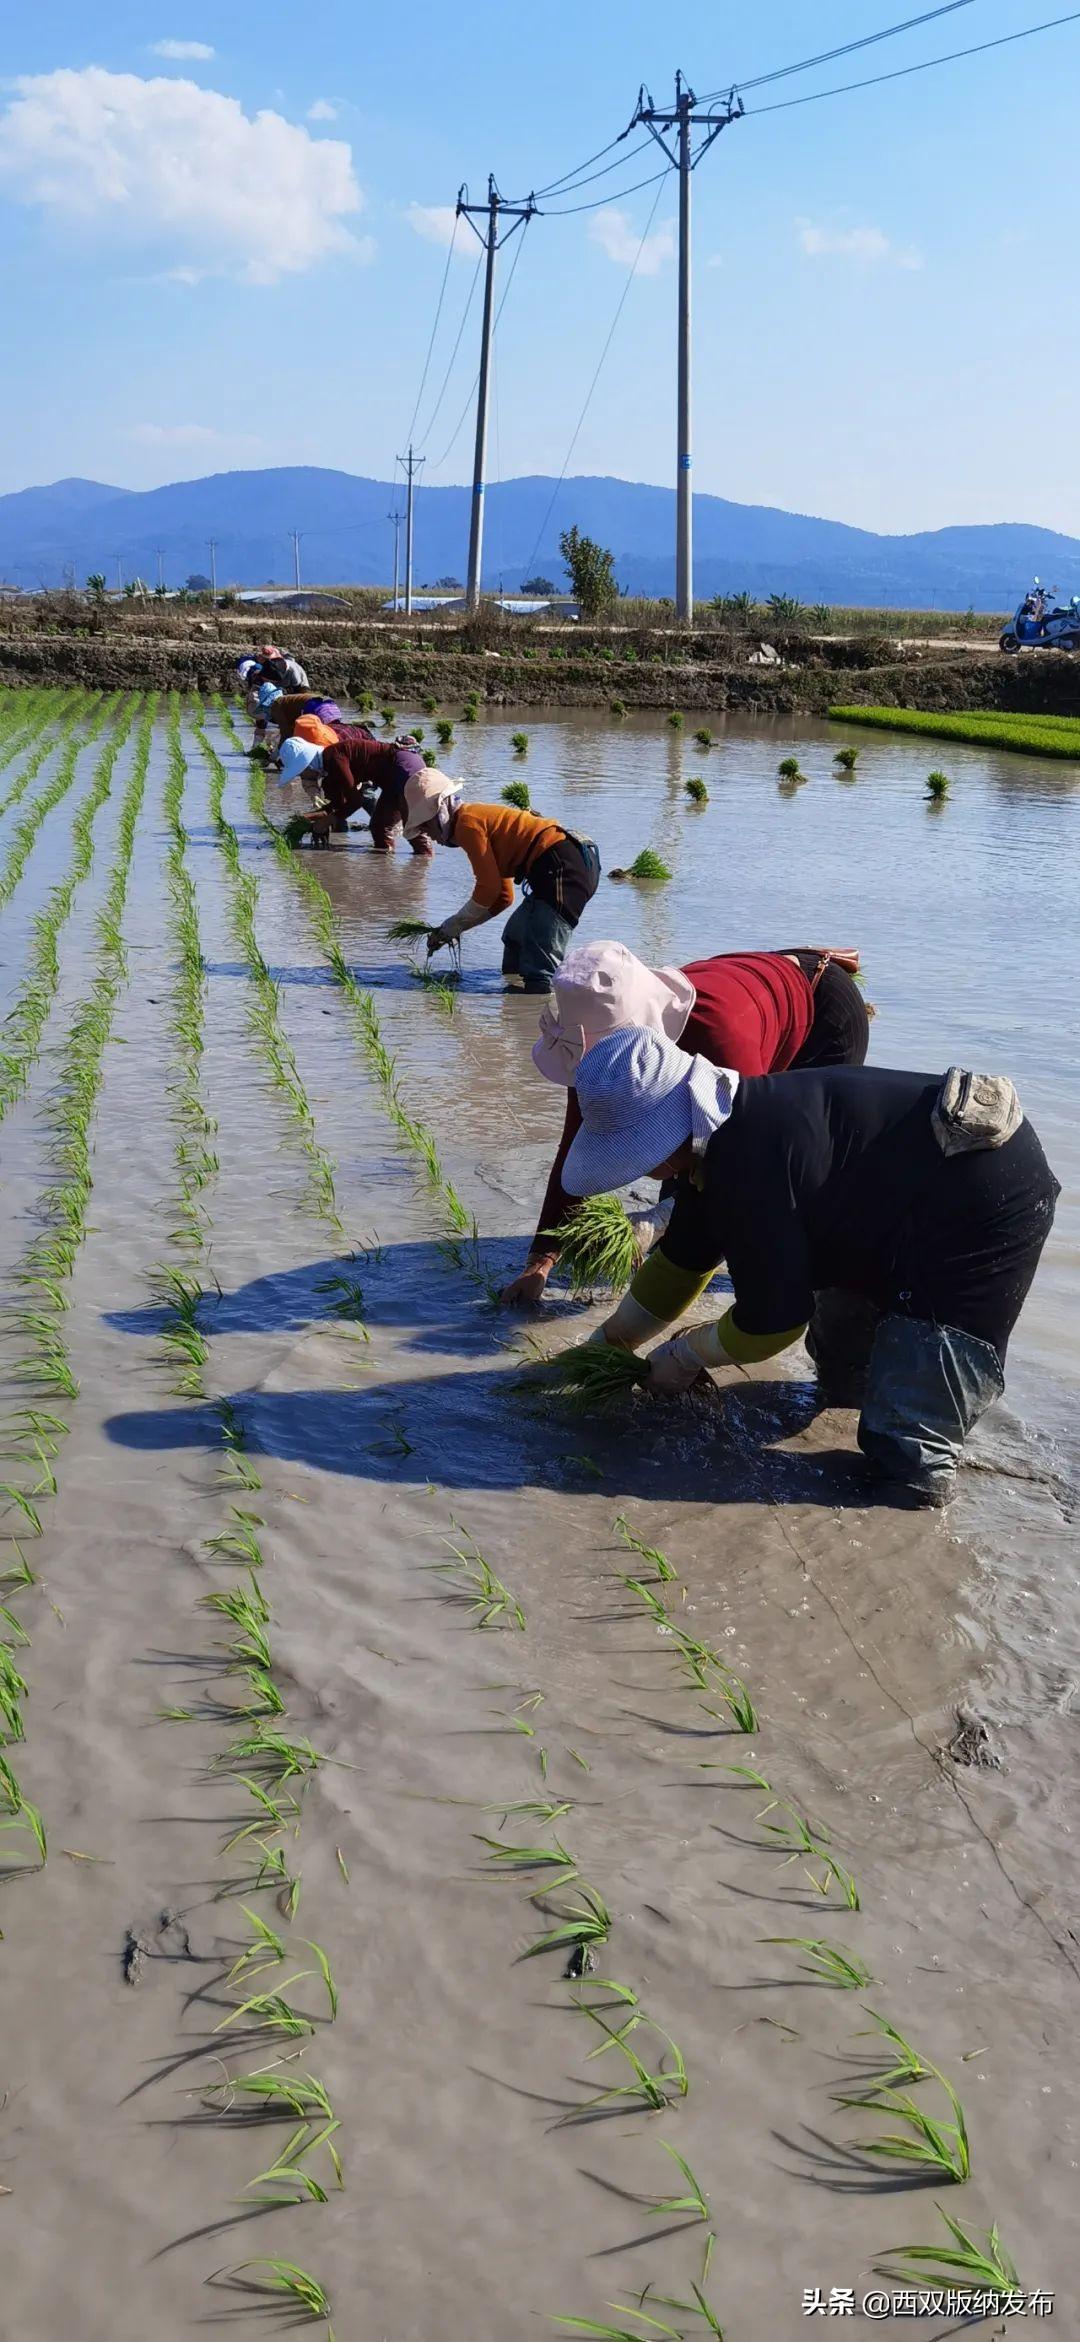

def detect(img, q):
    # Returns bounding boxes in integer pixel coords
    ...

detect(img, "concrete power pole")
[208,538,218,604]
[396,446,426,616]
[156,548,165,591]
[631,74,742,627]
[290,529,302,590]
[387,509,402,611]
[457,176,536,613]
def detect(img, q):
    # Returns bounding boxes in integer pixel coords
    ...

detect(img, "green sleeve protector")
[688,1309,807,1368]
[632,1250,717,1327]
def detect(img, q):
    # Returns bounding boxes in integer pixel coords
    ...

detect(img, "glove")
[647,1330,709,1394]
[626,1196,675,1256]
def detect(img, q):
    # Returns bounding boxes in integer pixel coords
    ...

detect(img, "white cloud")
[797,218,922,271]
[589,207,675,277]
[307,99,337,122]
[0,67,367,284]
[149,39,215,60]
[405,202,473,257]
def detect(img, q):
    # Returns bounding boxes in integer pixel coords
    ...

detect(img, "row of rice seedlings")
[0,691,84,817]
[0,695,155,1905]
[146,752,341,2325]
[225,709,495,1291]
[194,714,344,1237]
[0,692,101,908]
[0,694,141,1123]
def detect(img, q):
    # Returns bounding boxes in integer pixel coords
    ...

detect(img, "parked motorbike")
[999,579,1080,653]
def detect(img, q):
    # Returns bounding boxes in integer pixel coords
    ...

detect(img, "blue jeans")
[501,892,574,990]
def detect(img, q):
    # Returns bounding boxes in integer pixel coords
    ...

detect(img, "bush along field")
[0,687,1067,2335]
[829,705,1080,759]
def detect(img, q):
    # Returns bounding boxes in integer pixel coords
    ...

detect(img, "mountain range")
[2,468,1078,611]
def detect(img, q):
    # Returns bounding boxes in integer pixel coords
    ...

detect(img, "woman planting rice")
[276,733,435,855]
[564,1026,1058,1509]
[236,648,310,752]
[501,940,870,1304]
[400,770,601,993]
[255,684,343,752]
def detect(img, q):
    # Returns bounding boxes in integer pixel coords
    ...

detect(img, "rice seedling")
[838,2074,971,2182]
[477,1836,579,1889]
[303,1937,339,2021]
[381,706,396,726]
[667,712,684,730]
[245,2117,343,2205]
[422,747,437,766]
[693,727,713,748]
[205,2064,337,2124]
[571,2004,689,2115]
[855,2011,933,2089]
[436,718,454,744]
[511,731,529,754]
[523,1883,612,1962]
[336,1846,349,1883]
[387,916,434,945]
[465,689,481,706]
[777,755,804,782]
[358,690,375,712]
[433,1527,526,1630]
[225,2260,334,2335]
[280,811,313,847]
[613,1515,676,1582]
[0,1752,47,1863]
[214,1973,317,2037]
[610,698,627,717]
[545,1194,641,1296]
[226,1905,287,1985]
[539,1345,649,1412]
[878,2208,1018,2290]
[502,777,532,809]
[410,725,424,742]
[685,776,708,804]
[422,695,439,714]
[644,2142,710,2222]
[834,745,859,769]
[926,768,951,800]
[764,1937,874,1989]
[462,702,478,722]
[608,850,672,883]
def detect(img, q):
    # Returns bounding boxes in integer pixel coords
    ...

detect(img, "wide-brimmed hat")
[277,737,322,787]
[257,681,283,710]
[532,940,696,1085]
[562,1026,738,1197]
[402,769,463,838]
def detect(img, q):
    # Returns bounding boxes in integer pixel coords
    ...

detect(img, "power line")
[744,7,1080,115]
[427,223,531,474]
[414,246,484,453]
[508,134,654,206]
[403,211,461,449]
[542,163,673,217]
[700,0,977,101]
[526,126,637,200]
[519,179,668,586]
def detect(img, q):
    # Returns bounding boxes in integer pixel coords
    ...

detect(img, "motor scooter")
[999,579,1080,652]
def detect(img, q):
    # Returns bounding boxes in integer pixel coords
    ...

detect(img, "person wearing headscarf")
[501,939,870,1303]
[255,684,342,754]
[237,648,311,752]
[563,1025,1057,1509]
[400,770,600,992]
[276,734,435,854]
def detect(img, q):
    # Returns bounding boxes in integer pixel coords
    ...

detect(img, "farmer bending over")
[401,771,600,992]
[503,939,870,1304]
[277,734,435,855]
[236,647,310,753]
[564,1027,1057,1510]
[256,684,342,753]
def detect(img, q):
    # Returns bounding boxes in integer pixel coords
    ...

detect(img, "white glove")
[626,1195,675,1256]
[647,1330,709,1394]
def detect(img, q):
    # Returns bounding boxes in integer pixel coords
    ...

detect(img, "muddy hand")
[500,1256,556,1307]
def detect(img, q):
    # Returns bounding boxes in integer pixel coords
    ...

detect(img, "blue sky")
[2,2,1078,533]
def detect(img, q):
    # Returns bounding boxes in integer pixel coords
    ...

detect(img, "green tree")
[559,526,618,618]
[766,592,804,624]
[85,572,107,599]
[521,574,556,596]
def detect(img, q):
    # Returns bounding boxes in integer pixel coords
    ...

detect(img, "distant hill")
[2,467,1078,611]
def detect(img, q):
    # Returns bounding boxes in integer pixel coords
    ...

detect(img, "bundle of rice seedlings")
[410,725,424,743]
[926,769,951,800]
[609,848,672,883]
[610,697,627,717]
[501,778,531,810]
[543,1345,649,1412]
[511,731,529,755]
[685,776,709,804]
[280,814,313,849]
[667,711,684,730]
[694,726,714,748]
[834,745,859,770]
[422,748,437,766]
[544,1194,641,1295]
[387,917,432,945]
[777,755,804,781]
[436,719,454,745]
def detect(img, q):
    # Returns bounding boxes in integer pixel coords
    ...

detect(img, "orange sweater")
[454,803,563,912]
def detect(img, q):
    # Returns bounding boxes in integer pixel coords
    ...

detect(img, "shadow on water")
[104,1354,858,1510]
[200,958,503,996]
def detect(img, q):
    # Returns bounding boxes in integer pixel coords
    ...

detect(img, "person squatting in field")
[564,1027,1058,1509]
[236,649,310,752]
[400,769,601,993]
[501,939,871,1303]
[276,732,436,855]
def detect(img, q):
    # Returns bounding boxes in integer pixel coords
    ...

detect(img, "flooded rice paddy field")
[1,687,1078,2340]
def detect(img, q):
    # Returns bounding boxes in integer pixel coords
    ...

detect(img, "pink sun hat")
[532,940,697,1086]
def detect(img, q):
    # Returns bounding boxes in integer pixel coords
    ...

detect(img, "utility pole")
[387,508,402,611]
[457,176,536,613]
[289,529,303,590]
[114,553,124,595]
[395,445,426,616]
[208,537,218,603]
[631,74,742,627]
[155,547,165,591]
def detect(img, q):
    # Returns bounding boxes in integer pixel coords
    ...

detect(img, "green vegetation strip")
[0,694,109,910]
[829,705,1080,760]
[0,693,86,823]
[0,694,154,1889]
[0,695,143,1122]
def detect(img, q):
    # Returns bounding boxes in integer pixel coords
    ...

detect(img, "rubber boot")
[857,1314,1004,1509]
[806,1288,881,1406]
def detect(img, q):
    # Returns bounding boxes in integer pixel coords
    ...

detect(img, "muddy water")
[2,699,1079,2342]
